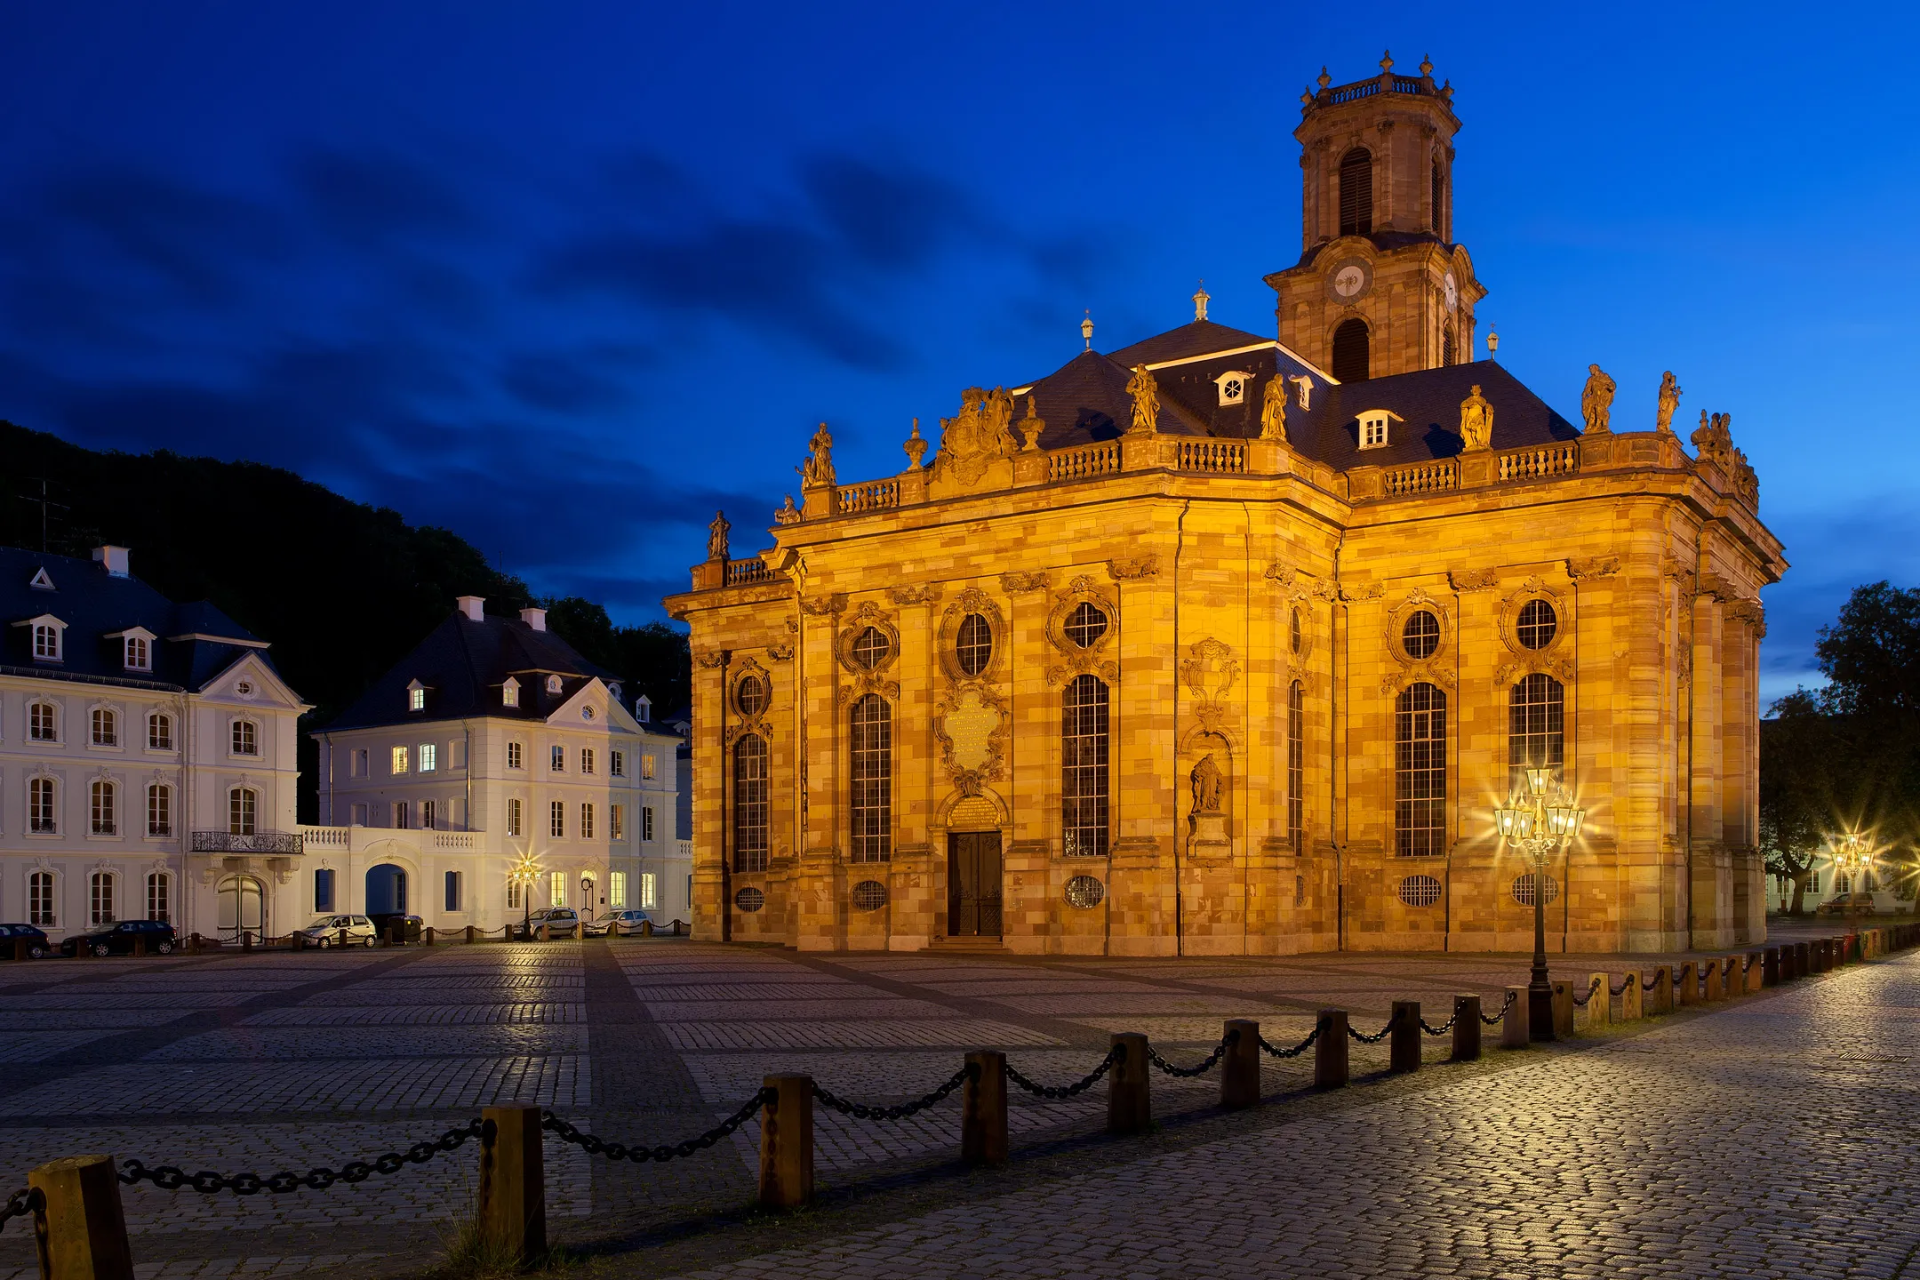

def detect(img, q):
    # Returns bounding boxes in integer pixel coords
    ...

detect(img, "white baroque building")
[309,597,686,930]
[0,545,308,942]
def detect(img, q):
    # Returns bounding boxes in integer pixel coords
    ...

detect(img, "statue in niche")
[1459,384,1493,452]
[1191,753,1224,814]
[1655,371,1683,435]
[706,510,730,561]
[1260,373,1289,442]
[799,422,836,487]
[1126,363,1161,434]
[1581,364,1615,434]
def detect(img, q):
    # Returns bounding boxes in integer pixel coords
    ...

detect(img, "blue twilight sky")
[2,1,1915,705]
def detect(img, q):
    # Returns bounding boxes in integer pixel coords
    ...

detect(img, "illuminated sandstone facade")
[665,60,1787,956]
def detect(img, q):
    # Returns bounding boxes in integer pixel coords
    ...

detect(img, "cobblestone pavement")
[0,935,1908,1278]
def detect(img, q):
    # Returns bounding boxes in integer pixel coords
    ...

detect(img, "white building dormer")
[1214,371,1251,406]
[15,613,66,662]
[1358,408,1404,450]
[406,678,428,713]
[501,676,521,708]
[107,626,157,672]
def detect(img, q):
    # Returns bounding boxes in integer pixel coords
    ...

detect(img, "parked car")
[299,914,378,948]
[368,913,423,942]
[59,920,177,957]
[583,909,653,937]
[0,924,51,959]
[1817,893,1877,917]
[518,908,580,940]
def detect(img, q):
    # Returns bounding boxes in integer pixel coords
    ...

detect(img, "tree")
[542,597,690,716]
[1759,690,1838,915]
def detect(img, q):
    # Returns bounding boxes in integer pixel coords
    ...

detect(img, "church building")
[665,57,1787,956]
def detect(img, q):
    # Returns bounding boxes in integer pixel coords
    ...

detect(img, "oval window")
[1510,873,1559,907]
[1397,875,1442,908]
[1064,875,1106,909]
[1289,607,1303,656]
[956,613,992,676]
[851,880,888,911]
[1516,599,1558,650]
[1402,610,1440,659]
[734,886,766,913]
[736,674,769,717]
[851,626,891,670]
[1065,601,1108,649]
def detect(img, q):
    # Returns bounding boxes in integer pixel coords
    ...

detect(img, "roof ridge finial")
[1081,309,1094,352]
[1317,66,1331,90]
[1379,49,1393,74]
[1193,279,1209,322]
[1419,53,1434,78]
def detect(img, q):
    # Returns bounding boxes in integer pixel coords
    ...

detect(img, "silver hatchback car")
[300,914,378,948]
[583,909,654,937]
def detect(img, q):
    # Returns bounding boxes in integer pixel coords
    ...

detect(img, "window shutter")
[1339,149,1372,237]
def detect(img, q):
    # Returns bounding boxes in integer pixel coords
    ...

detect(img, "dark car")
[518,907,580,940]
[1817,893,1877,917]
[59,920,176,957]
[368,913,423,943]
[0,923,51,959]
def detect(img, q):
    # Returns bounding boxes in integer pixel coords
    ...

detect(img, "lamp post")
[1493,767,1586,1042]
[581,874,594,923]
[1828,831,1875,931]
[509,851,540,940]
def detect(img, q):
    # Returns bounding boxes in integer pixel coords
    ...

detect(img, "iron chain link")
[1146,1029,1237,1078]
[1257,1024,1320,1058]
[1,1185,42,1234]
[119,1118,483,1195]
[1480,991,1517,1025]
[1570,977,1602,1008]
[1006,1042,1124,1098]
[1419,1012,1459,1036]
[541,1087,772,1163]
[812,1063,976,1121]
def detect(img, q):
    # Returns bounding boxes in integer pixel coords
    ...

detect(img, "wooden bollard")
[12,937,26,961]
[423,927,435,947]
[641,919,654,937]
[1221,1019,1261,1108]
[1619,972,1643,1022]
[1389,1002,1420,1074]
[538,923,550,943]
[1107,1033,1151,1134]
[1701,959,1724,1003]
[478,1106,545,1264]
[1500,987,1529,1049]
[240,930,252,953]
[1550,982,1574,1038]
[1745,951,1765,993]
[1314,1010,1350,1087]
[29,1153,134,1280]
[1795,941,1811,977]
[1585,974,1611,1027]
[1451,995,1481,1061]
[1762,947,1780,986]
[758,1075,813,1207]
[133,934,147,958]
[961,1051,1007,1165]
[466,925,477,944]
[1651,967,1675,1014]
[1677,961,1698,1006]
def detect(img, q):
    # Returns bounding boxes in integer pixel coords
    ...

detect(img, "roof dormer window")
[1358,409,1403,450]
[636,695,651,722]
[19,616,65,662]
[502,677,520,708]
[406,679,427,712]
[1214,371,1250,406]
[29,567,53,591]
[546,674,563,695]
[124,634,150,672]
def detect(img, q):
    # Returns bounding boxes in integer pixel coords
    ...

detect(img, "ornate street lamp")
[509,851,541,939]
[1828,831,1875,929]
[1493,767,1586,1042]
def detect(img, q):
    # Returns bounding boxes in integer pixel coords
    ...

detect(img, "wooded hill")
[0,421,689,819]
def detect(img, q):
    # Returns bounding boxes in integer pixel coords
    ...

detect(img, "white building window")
[1358,408,1402,449]
[640,872,658,910]
[146,871,171,922]
[611,750,625,778]
[350,802,370,826]
[147,784,171,837]
[550,746,565,773]
[507,877,523,910]
[229,787,257,835]
[444,870,462,912]
[550,800,565,838]
[124,635,150,671]
[148,713,173,750]
[643,805,654,842]
[91,708,118,746]
[611,804,625,840]
[90,779,116,834]
[419,743,437,772]
[549,870,566,907]
[642,753,656,781]
[408,683,426,712]
[391,745,409,775]
[506,798,523,837]
[421,799,437,830]
[29,702,57,742]
[29,871,55,925]
[89,871,116,925]
[580,748,595,775]
[393,801,410,830]
[546,675,562,695]
[507,741,523,770]
[610,871,627,908]
[32,622,62,662]
[580,802,595,840]
[502,678,520,708]
[29,777,57,833]
[349,748,367,777]
[231,720,258,756]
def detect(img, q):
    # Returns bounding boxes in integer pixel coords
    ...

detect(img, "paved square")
[0,935,1912,1278]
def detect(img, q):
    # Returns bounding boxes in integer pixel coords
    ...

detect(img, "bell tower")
[1264,53,1486,382]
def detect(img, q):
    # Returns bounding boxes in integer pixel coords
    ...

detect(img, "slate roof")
[0,546,276,692]
[324,609,621,732]
[994,320,1576,468]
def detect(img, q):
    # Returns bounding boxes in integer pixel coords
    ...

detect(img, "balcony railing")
[1175,440,1247,474]
[1499,442,1579,483]
[1048,440,1120,481]
[837,478,900,514]
[724,559,772,586]
[191,830,304,855]
[1384,459,1457,495]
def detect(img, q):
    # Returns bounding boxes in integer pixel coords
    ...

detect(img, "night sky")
[4,2,1915,703]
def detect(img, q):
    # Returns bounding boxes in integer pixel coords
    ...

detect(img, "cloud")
[293,148,472,245]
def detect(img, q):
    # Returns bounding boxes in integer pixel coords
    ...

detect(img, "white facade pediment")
[196,651,312,714]
[546,678,643,735]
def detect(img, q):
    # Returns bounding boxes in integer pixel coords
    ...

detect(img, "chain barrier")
[1480,991,1517,1025]
[1570,977,1602,1008]
[1257,1024,1320,1058]
[119,1118,484,1195]
[1,1185,41,1235]
[1641,974,1660,992]
[1007,1043,1124,1099]
[542,1088,771,1162]
[813,1064,976,1121]
[1419,1011,1458,1036]
[1348,1013,1395,1044]
[1145,1029,1237,1078]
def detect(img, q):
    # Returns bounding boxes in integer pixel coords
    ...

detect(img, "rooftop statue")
[1656,371,1683,435]
[1459,384,1493,452]
[799,423,836,488]
[1126,363,1161,435]
[1581,364,1615,435]
[936,387,1017,485]
[1260,373,1289,443]
[706,510,730,562]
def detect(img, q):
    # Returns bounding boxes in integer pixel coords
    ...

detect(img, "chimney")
[92,546,130,578]
[456,596,485,622]
[520,607,547,632]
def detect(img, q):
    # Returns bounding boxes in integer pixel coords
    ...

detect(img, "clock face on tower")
[1443,271,1459,312]
[1325,257,1373,303]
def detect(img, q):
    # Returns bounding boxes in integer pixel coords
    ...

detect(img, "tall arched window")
[148,713,173,750]
[148,784,172,837]
[1287,681,1305,851]
[28,871,55,926]
[849,695,892,863]
[1395,682,1447,857]
[1332,318,1370,383]
[1063,675,1109,858]
[91,708,117,746]
[732,735,769,873]
[1338,147,1373,237]
[1508,673,1566,796]
[89,871,116,925]
[89,780,116,834]
[1442,324,1456,367]
[29,777,57,833]
[228,786,257,836]
[146,871,171,922]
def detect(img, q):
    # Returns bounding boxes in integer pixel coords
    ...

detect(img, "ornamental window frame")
[1061,673,1110,859]
[1496,578,1569,659]
[1043,576,1119,686]
[848,693,892,864]
[1394,680,1448,858]
[1357,408,1403,450]
[147,712,173,751]
[28,775,58,834]
[935,589,1006,685]
[731,732,770,873]
[89,778,117,834]
[90,705,119,748]
[29,701,58,742]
